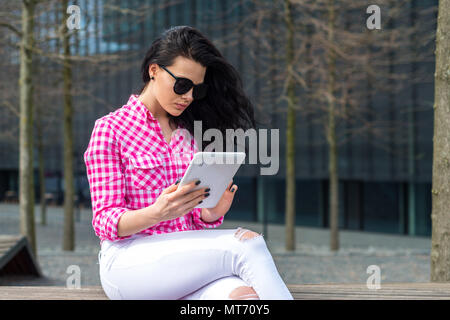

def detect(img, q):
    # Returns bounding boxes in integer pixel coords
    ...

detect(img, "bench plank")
[0,286,108,300]
[287,282,450,300]
[0,283,449,300]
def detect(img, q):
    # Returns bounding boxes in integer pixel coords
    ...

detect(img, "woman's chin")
[168,109,180,115]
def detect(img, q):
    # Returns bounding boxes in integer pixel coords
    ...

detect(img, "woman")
[84,26,293,300]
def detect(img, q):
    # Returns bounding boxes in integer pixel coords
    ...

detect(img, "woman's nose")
[181,88,194,101]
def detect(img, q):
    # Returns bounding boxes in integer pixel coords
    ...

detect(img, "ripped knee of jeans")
[228,286,260,300]
[234,227,263,241]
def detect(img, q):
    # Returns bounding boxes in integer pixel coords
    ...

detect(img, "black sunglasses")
[159,64,208,100]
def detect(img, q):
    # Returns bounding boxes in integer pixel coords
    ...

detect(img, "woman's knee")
[229,286,260,300]
[234,227,262,241]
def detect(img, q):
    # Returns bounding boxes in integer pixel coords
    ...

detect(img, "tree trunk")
[36,91,47,226]
[284,0,296,251]
[430,0,450,282]
[327,0,339,251]
[61,0,75,251]
[34,42,47,226]
[19,0,37,257]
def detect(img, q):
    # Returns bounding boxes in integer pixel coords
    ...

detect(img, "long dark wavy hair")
[135,26,259,152]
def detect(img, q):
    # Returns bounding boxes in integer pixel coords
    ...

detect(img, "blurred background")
[0,0,442,287]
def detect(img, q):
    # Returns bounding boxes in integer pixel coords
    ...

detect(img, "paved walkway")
[0,203,431,287]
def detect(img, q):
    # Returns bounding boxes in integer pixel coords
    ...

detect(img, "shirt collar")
[127,94,158,122]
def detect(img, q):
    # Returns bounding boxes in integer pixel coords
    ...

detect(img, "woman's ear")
[148,64,157,78]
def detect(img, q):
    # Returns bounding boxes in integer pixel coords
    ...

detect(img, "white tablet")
[178,152,246,208]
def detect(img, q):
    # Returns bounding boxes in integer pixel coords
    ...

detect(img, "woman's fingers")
[163,178,237,217]
[174,179,208,203]
[162,181,179,195]
[176,179,201,196]
[180,194,205,214]
[184,186,208,203]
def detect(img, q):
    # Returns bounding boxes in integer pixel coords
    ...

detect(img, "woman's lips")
[175,103,188,110]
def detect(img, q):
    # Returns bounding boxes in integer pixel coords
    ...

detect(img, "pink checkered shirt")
[83,94,224,245]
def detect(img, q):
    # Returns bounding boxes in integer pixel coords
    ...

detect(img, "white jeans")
[98,227,293,300]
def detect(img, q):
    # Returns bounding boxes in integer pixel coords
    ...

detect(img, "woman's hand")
[151,180,209,222]
[201,180,238,222]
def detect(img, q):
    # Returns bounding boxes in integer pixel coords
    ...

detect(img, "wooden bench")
[1,283,450,300]
[288,282,450,299]
[0,235,42,277]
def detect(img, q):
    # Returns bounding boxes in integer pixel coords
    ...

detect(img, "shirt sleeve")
[191,208,224,229]
[83,118,131,242]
